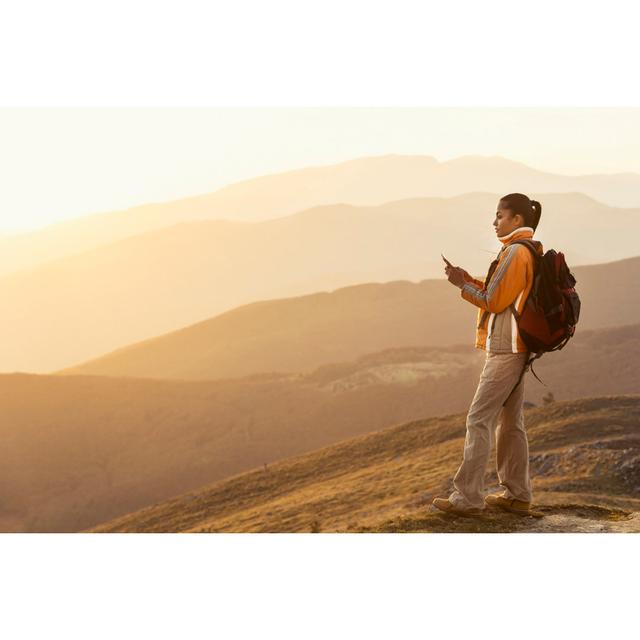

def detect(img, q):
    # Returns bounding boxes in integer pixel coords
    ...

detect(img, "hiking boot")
[431,497,483,517]
[484,493,541,516]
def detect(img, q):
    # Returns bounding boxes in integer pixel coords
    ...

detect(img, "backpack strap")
[507,240,538,323]
[501,352,547,407]
[528,356,546,385]
[510,238,539,259]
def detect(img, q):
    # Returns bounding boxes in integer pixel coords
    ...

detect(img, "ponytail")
[530,199,542,231]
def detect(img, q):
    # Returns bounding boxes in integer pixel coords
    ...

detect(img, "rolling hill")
[60,255,640,381]
[85,395,640,533]
[3,322,639,533]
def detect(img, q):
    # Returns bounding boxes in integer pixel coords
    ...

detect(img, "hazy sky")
[2,107,640,234]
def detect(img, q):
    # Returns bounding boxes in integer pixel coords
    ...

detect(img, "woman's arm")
[461,270,484,289]
[459,245,527,313]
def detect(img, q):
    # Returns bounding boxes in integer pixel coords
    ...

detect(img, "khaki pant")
[448,351,533,511]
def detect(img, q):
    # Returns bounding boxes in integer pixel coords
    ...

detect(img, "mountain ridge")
[58,256,640,381]
[3,152,640,278]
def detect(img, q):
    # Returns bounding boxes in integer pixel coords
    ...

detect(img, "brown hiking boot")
[484,493,543,517]
[431,497,483,517]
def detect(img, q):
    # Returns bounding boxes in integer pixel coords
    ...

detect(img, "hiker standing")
[433,193,543,517]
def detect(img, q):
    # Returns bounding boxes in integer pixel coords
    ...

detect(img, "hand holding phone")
[442,254,466,289]
[441,253,454,268]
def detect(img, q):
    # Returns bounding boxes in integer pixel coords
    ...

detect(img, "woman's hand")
[445,264,466,288]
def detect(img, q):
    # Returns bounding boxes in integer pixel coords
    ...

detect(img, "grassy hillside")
[86,395,640,533]
[3,324,639,533]
[0,351,482,533]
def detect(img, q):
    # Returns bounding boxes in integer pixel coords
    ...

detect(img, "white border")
[1,1,640,106]
[2,1,638,638]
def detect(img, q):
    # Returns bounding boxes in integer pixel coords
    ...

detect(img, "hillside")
[1,190,639,374]
[86,395,640,533]
[3,152,640,278]
[60,256,640,381]
[3,324,639,532]
[0,352,483,533]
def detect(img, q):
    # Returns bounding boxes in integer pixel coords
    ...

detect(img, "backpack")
[485,239,581,405]
[510,239,581,353]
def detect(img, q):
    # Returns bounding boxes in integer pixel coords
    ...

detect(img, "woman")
[432,193,543,517]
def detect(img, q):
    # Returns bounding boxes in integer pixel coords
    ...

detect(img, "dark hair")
[499,193,542,231]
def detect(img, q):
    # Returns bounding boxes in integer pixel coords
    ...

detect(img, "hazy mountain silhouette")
[85,395,640,533]
[2,191,639,374]
[3,153,640,277]
[2,322,639,532]
[59,256,640,381]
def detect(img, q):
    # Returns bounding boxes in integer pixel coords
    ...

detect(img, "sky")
[2,107,640,234]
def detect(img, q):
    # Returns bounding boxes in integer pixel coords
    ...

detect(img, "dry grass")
[86,394,640,534]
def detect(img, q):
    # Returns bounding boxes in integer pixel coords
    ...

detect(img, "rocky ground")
[356,500,639,533]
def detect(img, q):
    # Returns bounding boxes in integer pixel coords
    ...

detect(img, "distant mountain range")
[3,153,640,277]
[3,322,639,532]
[1,189,638,374]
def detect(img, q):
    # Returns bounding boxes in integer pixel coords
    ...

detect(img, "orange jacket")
[460,226,544,353]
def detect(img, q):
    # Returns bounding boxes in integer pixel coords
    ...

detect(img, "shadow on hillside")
[352,502,638,533]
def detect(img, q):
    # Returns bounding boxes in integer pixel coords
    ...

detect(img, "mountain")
[3,322,639,532]
[85,395,640,533]
[59,256,640,381]
[3,153,640,277]
[2,190,639,374]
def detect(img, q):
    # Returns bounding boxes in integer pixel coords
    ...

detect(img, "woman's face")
[493,203,523,237]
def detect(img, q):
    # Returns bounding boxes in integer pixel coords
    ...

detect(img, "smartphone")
[441,253,453,268]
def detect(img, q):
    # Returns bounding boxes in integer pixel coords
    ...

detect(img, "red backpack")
[510,239,581,352]
[494,239,581,405]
